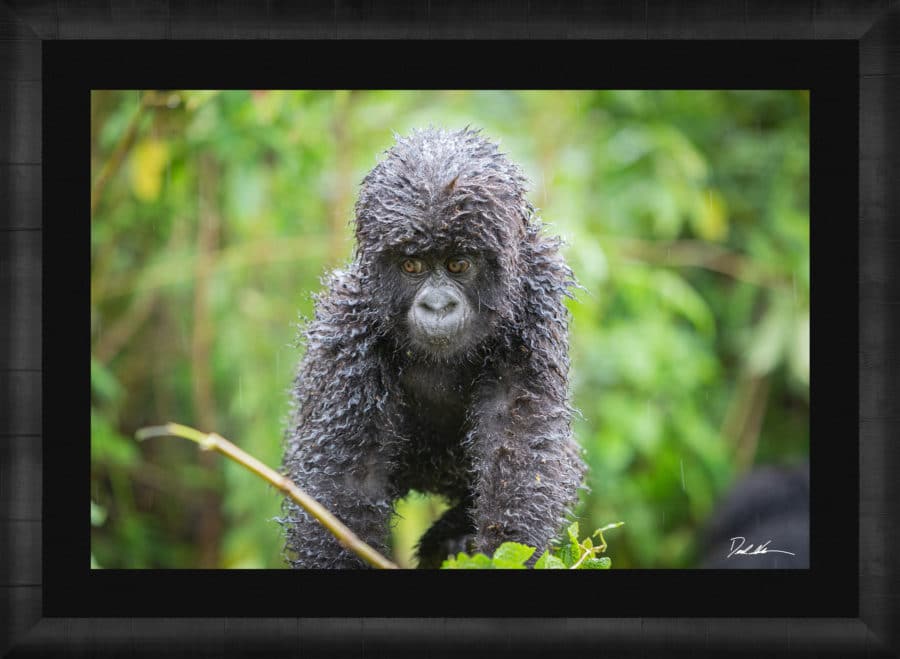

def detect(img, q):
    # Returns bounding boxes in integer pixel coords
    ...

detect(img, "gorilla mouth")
[406,312,468,352]
[418,333,457,351]
[409,328,469,358]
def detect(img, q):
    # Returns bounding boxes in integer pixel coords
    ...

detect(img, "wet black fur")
[282,128,586,568]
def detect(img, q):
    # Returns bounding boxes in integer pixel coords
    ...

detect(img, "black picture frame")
[48,38,854,611]
[2,3,898,658]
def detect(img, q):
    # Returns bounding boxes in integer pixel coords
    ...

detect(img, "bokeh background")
[90,90,809,569]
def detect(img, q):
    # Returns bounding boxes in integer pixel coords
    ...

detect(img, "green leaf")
[566,521,582,557]
[556,544,577,568]
[491,542,536,569]
[466,554,495,569]
[692,188,729,242]
[534,551,567,569]
[91,409,138,467]
[746,293,793,375]
[441,552,493,569]
[581,557,612,570]
[129,138,170,202]
[789,311,810,387]
[91,500,107,527]
[90,357,122,402]
[651,270,715,337]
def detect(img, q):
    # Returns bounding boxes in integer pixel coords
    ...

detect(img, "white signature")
[727,536,796,558]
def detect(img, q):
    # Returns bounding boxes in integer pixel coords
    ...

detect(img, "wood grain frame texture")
[1,2,897,657]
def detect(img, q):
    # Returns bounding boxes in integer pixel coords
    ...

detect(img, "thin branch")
[91,91,157,217]
[94,235,329,302]
[735,374,771,473]
[93,292,158,363]
[569,550,592,570]
[136,422,399,570]
[720,373,771,475]
[610,237,789,290]
[191,154,223,568]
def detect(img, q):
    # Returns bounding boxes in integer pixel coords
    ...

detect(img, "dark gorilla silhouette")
[700,463,809,569]
[282,127,586,568]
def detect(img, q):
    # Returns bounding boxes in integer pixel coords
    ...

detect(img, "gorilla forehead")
[354,127,531,254]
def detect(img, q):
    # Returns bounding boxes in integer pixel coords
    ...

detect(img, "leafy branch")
[442,521,624,570]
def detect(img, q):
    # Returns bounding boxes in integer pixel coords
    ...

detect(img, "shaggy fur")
[282,127,586,568]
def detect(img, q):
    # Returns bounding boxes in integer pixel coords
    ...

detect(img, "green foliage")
[90,90,808,569]
[441,522,622,570]
[90,501,106,569]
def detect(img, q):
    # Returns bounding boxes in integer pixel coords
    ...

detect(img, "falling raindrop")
[680,459,686,492]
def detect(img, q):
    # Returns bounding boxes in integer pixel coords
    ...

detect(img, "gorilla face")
[377,246,501,362]
[354,128,531,365]
[393,250,492,359]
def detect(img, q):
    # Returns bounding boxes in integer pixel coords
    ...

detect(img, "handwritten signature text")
[727,536,796,558]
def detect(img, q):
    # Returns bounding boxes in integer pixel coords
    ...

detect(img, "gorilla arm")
[467,231,586,557]
[282,272,395,569]
[468,367,584,558]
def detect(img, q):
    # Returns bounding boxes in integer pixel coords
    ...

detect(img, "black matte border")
[42,40,855,618]
[0,1,895,656]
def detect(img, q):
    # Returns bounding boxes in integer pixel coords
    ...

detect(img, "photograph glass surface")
[89,89,810,570]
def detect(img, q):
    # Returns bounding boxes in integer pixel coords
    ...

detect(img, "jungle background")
[90,90,810,569]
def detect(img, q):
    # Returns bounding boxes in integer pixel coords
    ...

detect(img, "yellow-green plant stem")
[136,422,398,569]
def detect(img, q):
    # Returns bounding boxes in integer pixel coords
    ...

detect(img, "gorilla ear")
[443,174,460,195]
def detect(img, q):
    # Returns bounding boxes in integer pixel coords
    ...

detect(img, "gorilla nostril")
[419,292,458,316]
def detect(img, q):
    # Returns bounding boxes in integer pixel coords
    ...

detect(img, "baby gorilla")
[283,127,585,568]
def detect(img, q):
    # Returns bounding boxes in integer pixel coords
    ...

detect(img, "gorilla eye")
[447,258,470,274]
[401,258,425,274]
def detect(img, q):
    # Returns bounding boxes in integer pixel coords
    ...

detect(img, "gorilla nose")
[418,290,459,317]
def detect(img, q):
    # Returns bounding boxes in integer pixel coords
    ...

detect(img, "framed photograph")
[1,4,897,657]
